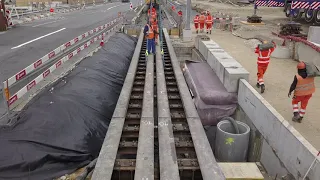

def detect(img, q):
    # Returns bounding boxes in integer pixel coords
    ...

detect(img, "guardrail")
[161,5,177,27]
[3,16,123,109]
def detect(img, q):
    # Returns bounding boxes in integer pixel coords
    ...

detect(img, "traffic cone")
[100,35,104,46]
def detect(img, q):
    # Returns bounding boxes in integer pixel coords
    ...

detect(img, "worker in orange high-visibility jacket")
[151,18,158,45]
[288,61,315,123]
[199,12,205,33]
[143,22,155,55]
[205,12,213,34]
[255,40,276,93]
[193,14,199,34]
[148,7,156,16]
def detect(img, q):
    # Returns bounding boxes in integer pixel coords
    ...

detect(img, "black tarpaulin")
[0,33,138,180]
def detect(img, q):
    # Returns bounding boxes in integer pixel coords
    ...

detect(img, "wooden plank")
[218,163,264,180]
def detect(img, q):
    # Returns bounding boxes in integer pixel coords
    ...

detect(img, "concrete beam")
[134,54,154,180]
[156,45,180,180]
[163,28,226,180]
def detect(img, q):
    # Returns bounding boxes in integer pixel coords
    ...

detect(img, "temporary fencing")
[3,16,123,108]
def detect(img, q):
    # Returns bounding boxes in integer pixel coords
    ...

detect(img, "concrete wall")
[194,36,320,180]
[295,42,320,67]
[238,80,320,180]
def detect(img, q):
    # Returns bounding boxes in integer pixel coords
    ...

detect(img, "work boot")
[256,83,260,88]
[260,84,265,93]
[292,112,302,123]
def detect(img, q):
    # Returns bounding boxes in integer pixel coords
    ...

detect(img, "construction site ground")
[175,0,320,149]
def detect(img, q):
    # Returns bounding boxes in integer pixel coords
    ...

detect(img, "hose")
[222,117,240,134]
[75,158,98,180]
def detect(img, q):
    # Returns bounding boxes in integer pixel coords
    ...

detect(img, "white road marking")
[11,28,66,49]
[107,4,122,10]
[32,20,58,27]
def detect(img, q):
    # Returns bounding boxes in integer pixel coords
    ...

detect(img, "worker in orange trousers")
[288,61,315,123]
[255,40,276,93]
[193,14,199,34]
[151,18,158,45]
[205,12,213,34]
[199,12,205,33]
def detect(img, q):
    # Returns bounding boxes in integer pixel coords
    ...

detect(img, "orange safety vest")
[148,8,156,15]
[152,21,158,31]
[255,46,275,65]
[294,75,315,96]
[193,16,199,23]
[151,14,156,20]
[199,15,205,23]
[147,24,154,39]
[206,15,213,24]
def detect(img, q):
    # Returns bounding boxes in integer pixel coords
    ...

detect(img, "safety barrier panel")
[3,17,123,107]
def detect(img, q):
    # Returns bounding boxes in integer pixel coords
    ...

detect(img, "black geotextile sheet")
[0,33,138,180]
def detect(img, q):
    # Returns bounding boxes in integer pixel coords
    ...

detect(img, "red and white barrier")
[271,31,320,53]
[7,24,120,106]
[5,10,14,27]
[4,18,121,90]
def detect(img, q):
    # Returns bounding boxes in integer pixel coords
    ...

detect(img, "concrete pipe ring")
[215,120,250,162]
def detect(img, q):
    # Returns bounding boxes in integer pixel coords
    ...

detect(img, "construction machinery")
[253,0,320,23]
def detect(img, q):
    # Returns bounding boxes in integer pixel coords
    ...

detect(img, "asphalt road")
[0,0,139,84]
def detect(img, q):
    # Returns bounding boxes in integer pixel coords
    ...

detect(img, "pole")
[185,0,191,30]
[0,77,10,122]
[253,0,257,16]
[182,0,192,41]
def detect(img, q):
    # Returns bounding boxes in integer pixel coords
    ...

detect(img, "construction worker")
[193,14,199,34]
[205,11,213,34]
[288,61,315,123]
[151,18,158,45]
[143,22,155,55]
[255,40,276,93]
[148,7,156,17]
[199,12,205,33]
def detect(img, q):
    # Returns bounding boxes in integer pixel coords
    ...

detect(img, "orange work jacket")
[206,15,213,24]
[147,24,154,39]
[199,15,205,24]
[254,43,276,66]
[194,16,199,24]
[294,75,315,96]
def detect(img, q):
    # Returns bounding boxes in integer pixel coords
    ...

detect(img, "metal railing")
[1,16,123,118]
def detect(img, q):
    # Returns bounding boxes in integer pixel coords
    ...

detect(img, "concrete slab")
[217,61,243,86]
[307,26,320,44]
[218,162,264,180]
[224,67,249,93]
